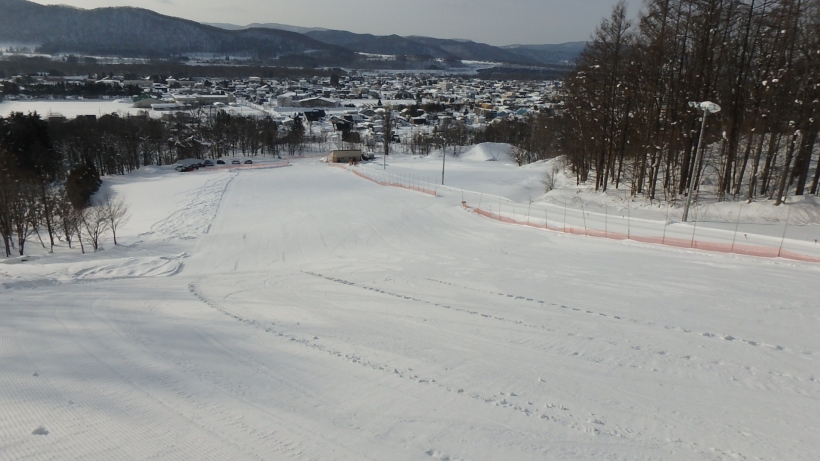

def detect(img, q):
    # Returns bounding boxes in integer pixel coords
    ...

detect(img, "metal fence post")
[730,204,742,253]
[582,204,587,236]
[778,203,792,257]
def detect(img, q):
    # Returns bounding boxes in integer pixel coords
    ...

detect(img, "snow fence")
[230,161,291,170]
[336,163,819,264]
[333,164,437,197]
[462,201,820,264]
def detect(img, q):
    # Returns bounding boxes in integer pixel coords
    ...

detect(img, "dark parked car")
[217,159,225,164]
[203,160,214,166]
[244,159,253,164]
[231,159,241,165]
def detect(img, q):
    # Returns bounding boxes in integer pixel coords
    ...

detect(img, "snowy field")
[0,99,145,119]
[1,152,819,460]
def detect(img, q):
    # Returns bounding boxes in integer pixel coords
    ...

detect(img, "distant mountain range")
[209,23,586,66]
[0,0,353,66]
[207,23,329,35]
[0,0,584,67]
[502,43,588,65]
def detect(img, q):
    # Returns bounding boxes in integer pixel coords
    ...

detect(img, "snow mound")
[461,143,512,162]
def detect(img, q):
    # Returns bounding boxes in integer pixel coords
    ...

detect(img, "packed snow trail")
[1,160,818,460]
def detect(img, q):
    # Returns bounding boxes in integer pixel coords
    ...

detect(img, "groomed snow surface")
[2,151,819,461]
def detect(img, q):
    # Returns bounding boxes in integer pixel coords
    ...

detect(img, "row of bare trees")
[0,154,129,257]
[1,107,311,257]
[49,110,301,178]
[0,113,131,257]
[51,113,175,176]
[550,0,819,202]
[193,109,285,159]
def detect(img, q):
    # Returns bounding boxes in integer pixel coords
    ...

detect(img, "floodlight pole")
[441,149,446,185]
[384,105,390,170]
[682,102,720,222]
[440,136,447,185]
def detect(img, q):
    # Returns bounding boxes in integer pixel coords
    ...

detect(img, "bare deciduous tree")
[383,106,393,159]
[542,160,563,192]
[508,145,529,166]
[53,188,80,250]
[99,191,130,246]
[80,205,107,252]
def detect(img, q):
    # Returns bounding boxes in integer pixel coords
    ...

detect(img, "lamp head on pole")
[700,101,721,113]
[690,101,721,114]
[689,101,720,114]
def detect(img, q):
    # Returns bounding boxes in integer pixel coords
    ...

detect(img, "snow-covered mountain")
[0,0,582,66]
[0,0,352,64]
[209,21,586,65]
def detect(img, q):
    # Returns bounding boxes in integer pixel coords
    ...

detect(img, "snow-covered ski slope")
[2,158,819,461]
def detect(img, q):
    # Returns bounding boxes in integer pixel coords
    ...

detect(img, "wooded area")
[553,0,820,202]
[0,110,305,257]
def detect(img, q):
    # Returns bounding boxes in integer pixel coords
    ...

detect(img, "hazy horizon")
[32,0,627,46]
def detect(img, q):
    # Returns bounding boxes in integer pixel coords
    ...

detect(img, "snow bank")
[461,142,511,162]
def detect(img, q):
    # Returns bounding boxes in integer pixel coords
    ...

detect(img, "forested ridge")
[0,0,352,64]
[0,0,573,66]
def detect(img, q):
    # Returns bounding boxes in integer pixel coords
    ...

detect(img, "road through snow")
[1,160,818,460]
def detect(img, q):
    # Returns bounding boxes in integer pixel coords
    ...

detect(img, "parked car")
[203,160,214,166]
[361,152,375,161]
[216,159,225,164]
[231,159,241,164]
[244,159,253,164]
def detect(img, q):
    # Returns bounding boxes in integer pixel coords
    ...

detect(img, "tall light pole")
[441,137,446,185]
[383,105,391,170]
[682,101,721,222]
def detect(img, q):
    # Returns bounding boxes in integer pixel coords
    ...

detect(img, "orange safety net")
[350,165,437,197]
[462,202,820,264]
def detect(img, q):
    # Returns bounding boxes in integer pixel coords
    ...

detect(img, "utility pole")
[682,101,721,222]
[441,148,446,185]
[383,105,391,170]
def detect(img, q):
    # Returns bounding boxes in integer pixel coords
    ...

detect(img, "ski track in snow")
[329,269,816,386]
[416,277,809,358]
[186,271,807,461]
[142,173,236,241]
[187,278,654,449]
[2,159,818,460]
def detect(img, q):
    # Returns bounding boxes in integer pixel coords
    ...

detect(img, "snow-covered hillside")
[1,155,818,461]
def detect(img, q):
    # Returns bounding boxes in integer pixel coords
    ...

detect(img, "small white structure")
[328,150,362,163]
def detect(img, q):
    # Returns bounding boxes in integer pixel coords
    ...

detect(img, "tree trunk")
[733,132,754,197]
[793,129,817,196]
[747,131,769,200]
[760,133,781,197]
[773,131,800,205]
[810,151,820,195]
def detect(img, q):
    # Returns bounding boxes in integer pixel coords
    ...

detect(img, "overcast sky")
[35,0,631,46]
